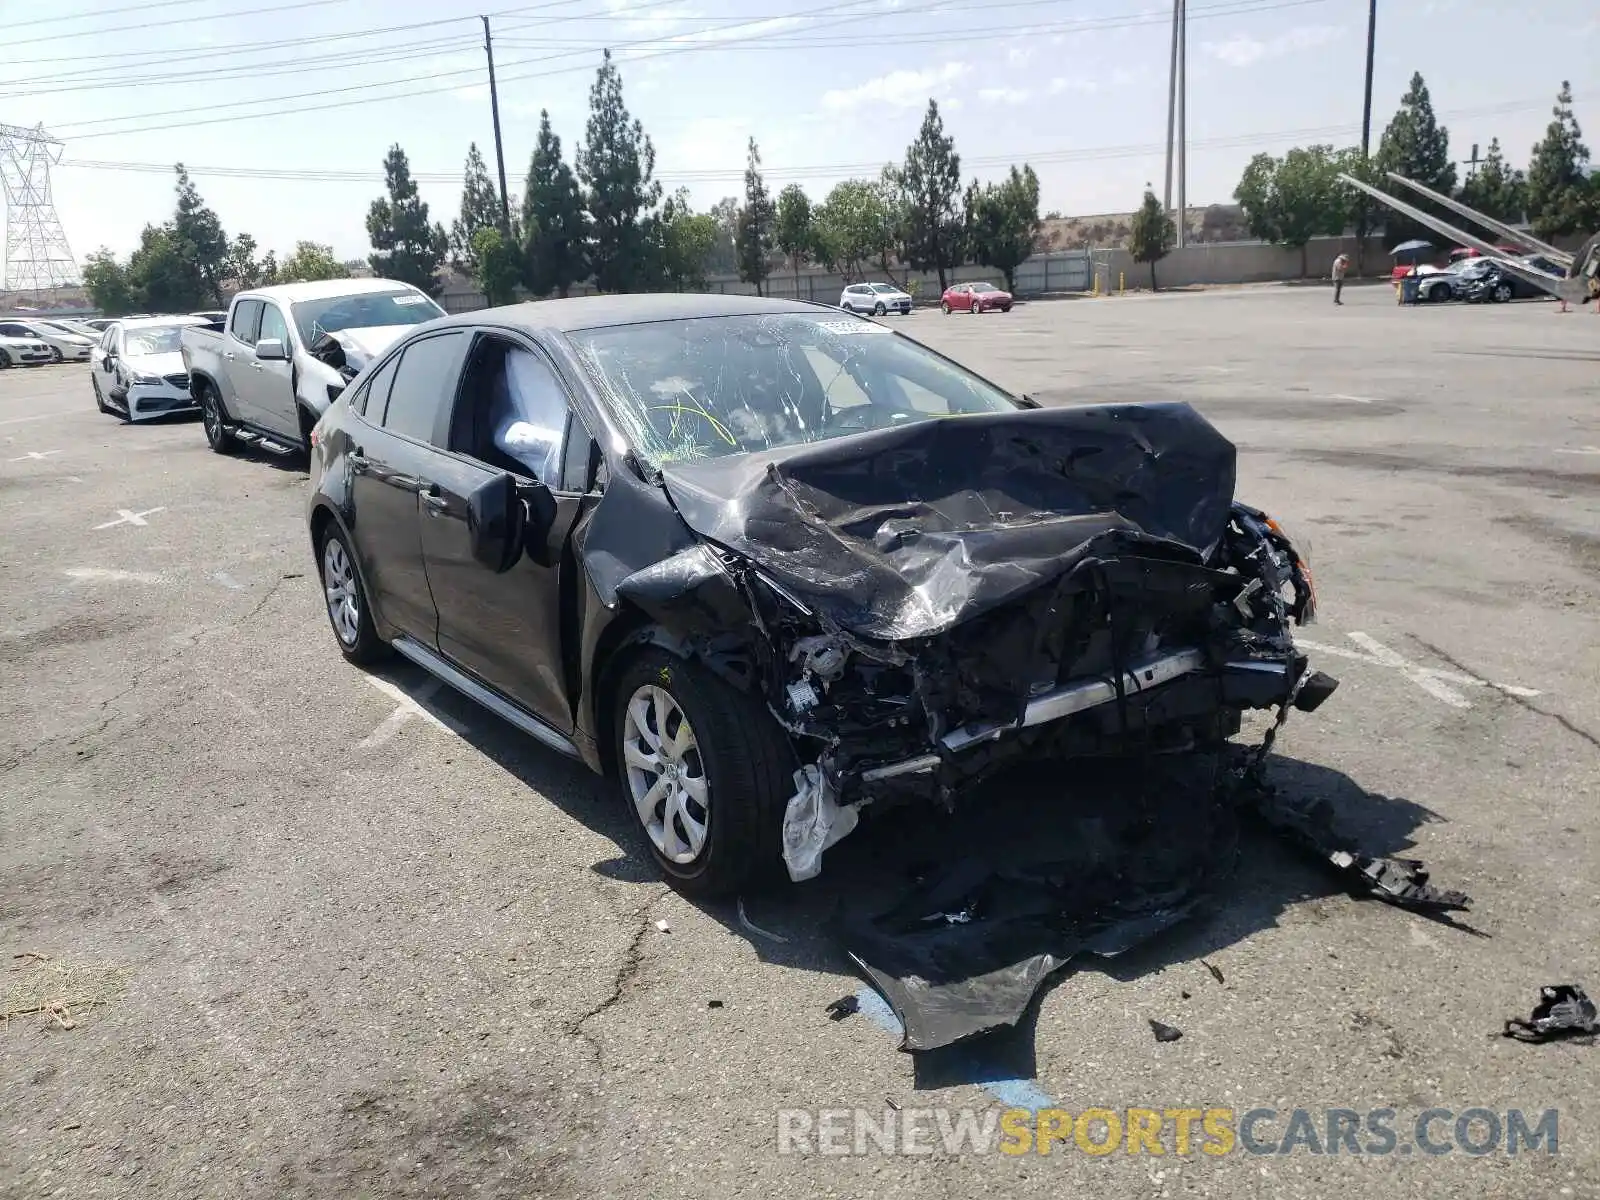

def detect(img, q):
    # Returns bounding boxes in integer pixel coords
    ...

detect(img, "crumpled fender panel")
[659,402,1237,640]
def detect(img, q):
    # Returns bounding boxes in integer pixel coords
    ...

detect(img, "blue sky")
[7,0,1597,266]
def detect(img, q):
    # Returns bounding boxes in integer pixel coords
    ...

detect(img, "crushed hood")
[658,402,1237,640]
[126,350,186,377]
[318,324,412,370]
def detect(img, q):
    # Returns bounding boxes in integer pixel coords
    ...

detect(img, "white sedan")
[0,317,96,363]
[839,282,913,316]
[91,316,209,422]
[0,334,54,368]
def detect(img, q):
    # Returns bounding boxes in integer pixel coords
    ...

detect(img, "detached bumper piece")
[1503,985,1598,1044]
[1239,776,1471,913]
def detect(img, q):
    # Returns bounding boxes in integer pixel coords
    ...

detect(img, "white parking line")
[94,507,165,530]
[1554,446,1600,456]
[62,567,164,584]
[1322,394,1377,404]
[359,675,467,748]
[1297,631,1541,709]
[7,449,60,461]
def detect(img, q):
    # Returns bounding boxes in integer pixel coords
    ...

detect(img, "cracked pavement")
[3,286,1599,1198]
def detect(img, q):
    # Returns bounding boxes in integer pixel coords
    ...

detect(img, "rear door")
[222,299,264,423]
[416,330,590,731]
[344,330,471,642]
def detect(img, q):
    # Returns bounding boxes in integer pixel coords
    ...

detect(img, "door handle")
[250,362,263,371]
[224,351,236,361]
[419,482,449,514]
[348,449,369,472]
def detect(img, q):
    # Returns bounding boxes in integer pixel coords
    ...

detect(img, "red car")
[941,281,1013,314]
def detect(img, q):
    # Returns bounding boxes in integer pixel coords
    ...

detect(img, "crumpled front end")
[754,502,1331,879]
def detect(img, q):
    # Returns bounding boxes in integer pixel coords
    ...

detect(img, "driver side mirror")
[467,472,556,573]
[255,338,287,362]
[101,354,116,372]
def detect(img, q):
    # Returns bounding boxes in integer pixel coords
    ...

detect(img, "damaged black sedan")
[306,294,1333,898]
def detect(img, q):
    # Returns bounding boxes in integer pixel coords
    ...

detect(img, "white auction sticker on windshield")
[818,319,891,336]
[392,294,428,305]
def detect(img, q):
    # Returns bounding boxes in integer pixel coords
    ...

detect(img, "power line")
[0,0,588,66]
[47,0,959,139]
[55,100,1554,188]
[3,0,360,50]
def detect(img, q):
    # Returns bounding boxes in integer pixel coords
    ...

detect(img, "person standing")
[1331,252,1350,305]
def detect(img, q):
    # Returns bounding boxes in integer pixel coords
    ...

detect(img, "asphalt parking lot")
[3,283,1599,1199]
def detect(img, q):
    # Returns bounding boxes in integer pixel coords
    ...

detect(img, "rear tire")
[197,381,235,454]
[873,302,886,316]
[0,349,11,369]
[611,648,796,899]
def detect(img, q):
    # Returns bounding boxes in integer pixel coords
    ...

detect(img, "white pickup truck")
[181,277,446,456]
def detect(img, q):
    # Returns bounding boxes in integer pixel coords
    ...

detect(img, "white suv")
[839,282,912,316]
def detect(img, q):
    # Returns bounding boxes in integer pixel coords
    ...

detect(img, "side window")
[230,300,263,346]
[257,303,289,347]
[451,336,570,485]
[100,328,116,352]
[379,331,469,442]
[351,354,399,419]
[0,323,26,337]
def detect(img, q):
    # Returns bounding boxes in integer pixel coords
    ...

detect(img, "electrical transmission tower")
[0,123,79,295]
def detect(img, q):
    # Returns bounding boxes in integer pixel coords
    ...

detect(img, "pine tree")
[1458,138,1527,223]
[966,165,1041,292]
[1526,82,1593,239]
[735,138,775,295]
[1375,72,1456,247]
[171,164,229,306]
[521,111,589,298]
[577,49,661,293]
[900,100,964,289]
[1128,187,1175,291]
[366,144,448,296]
[450,143,503,273]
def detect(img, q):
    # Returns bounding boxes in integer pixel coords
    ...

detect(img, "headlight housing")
[129,371,161,385]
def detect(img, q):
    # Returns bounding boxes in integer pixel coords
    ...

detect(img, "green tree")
[705,197,740,275]
[367,144,448,296]
[225,233,263,288]
[900,99,964,289]
[1331,146,1382,272]
[774,183,814,291]
[812,179,889,281]
[451,142,504,274]
[82,248,136,315]
[1457,137,1527,223]
[659,188,718,291]
[171,164,230,306]
[874,166,912,283]
[125,224,201,313]
[1128,187,1176,290]
[471,226,523,304]
[278,241,349,283]
[965,164,1041,292]
[1375,72,1456,248]
[735,138,776,295]
[1232,144,1347,277]
[259,250,279,286]
[521,110,589,298]
[1526,82,1593,239]
[577,49,661,293]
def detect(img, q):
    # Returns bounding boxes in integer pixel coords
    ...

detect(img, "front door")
[344,329,471,642]
[418,333,586,731]
[239,301,297,439]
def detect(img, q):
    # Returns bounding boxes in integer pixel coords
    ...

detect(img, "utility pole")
[482,15,512,231]
[1175,0,1186,248]
[1463,143,1483,179]
[1163,0,1179,215]
[1360,0,1377,157]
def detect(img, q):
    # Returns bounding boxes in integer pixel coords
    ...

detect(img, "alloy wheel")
[622,685,710,864]
[322,536,361,647]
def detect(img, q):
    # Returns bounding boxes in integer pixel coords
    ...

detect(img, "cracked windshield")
[289,288,443,346]
[570,312,1022,467]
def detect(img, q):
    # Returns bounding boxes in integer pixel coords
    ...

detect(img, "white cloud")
[1047,76,1098,95]
[674,15,804,44]
[820,62,970,111]
[604,0,699,36]
[1007,44,1033,66]
[1202,24,1344,68]
[979,86,1032,105]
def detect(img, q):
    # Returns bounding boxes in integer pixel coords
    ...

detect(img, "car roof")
[235,278,425,304]
[432,292,834,335]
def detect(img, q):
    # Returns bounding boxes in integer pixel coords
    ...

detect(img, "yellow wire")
[646,396,737,447]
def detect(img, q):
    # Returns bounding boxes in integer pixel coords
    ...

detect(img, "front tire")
[197,381,235,454]
[0,349,11,369]
[611,648,795,899]
[92,376,110,414]
[49,347,63,364]
[941,301,951,314]
[317,524,387,665]
[1493,283,1512,303]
